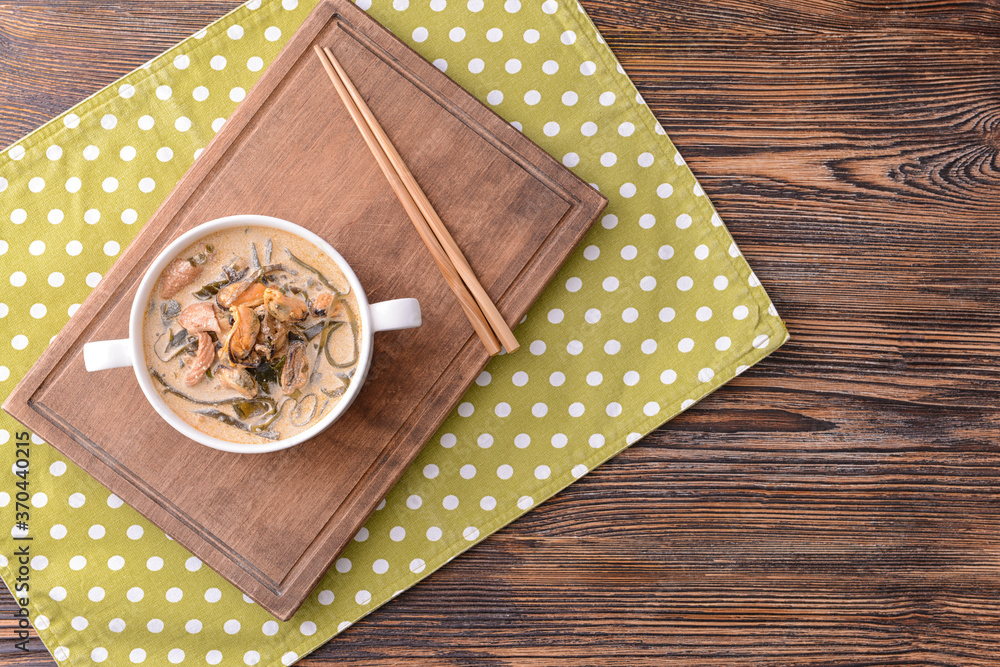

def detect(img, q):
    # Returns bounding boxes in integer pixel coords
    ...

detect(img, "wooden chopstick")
[320,46,519,355]
[314,45,518,355]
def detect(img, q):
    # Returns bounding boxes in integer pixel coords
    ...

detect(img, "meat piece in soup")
[143,227,361,444]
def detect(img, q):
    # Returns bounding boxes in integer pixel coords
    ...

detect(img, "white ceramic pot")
[83,215,422,454]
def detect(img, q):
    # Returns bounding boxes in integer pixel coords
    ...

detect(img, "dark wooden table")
[3,1,999,664]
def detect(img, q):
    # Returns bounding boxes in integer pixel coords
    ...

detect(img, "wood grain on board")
[1,0,606,621]
[2,0,1000,664]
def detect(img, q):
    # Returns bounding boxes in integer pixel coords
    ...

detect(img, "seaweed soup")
[143,226,362,444]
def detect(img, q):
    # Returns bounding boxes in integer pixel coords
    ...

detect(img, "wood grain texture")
[1,0,604,621]
[2,0,999,663]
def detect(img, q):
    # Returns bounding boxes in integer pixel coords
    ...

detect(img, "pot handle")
[369,299,422,333]
[83,339,133,372]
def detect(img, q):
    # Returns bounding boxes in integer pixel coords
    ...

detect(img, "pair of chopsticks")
[313,45,518,356]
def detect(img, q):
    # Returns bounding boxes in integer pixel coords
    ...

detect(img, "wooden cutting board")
[2,0,606,620]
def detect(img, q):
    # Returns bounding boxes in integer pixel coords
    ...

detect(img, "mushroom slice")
[280,340,310,395]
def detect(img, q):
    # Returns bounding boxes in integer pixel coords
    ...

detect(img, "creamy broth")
[143,226,362,444]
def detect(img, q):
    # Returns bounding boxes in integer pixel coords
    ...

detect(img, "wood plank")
[1,0,999,663]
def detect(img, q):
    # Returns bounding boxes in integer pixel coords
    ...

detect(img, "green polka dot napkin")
[0,0,787,664]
